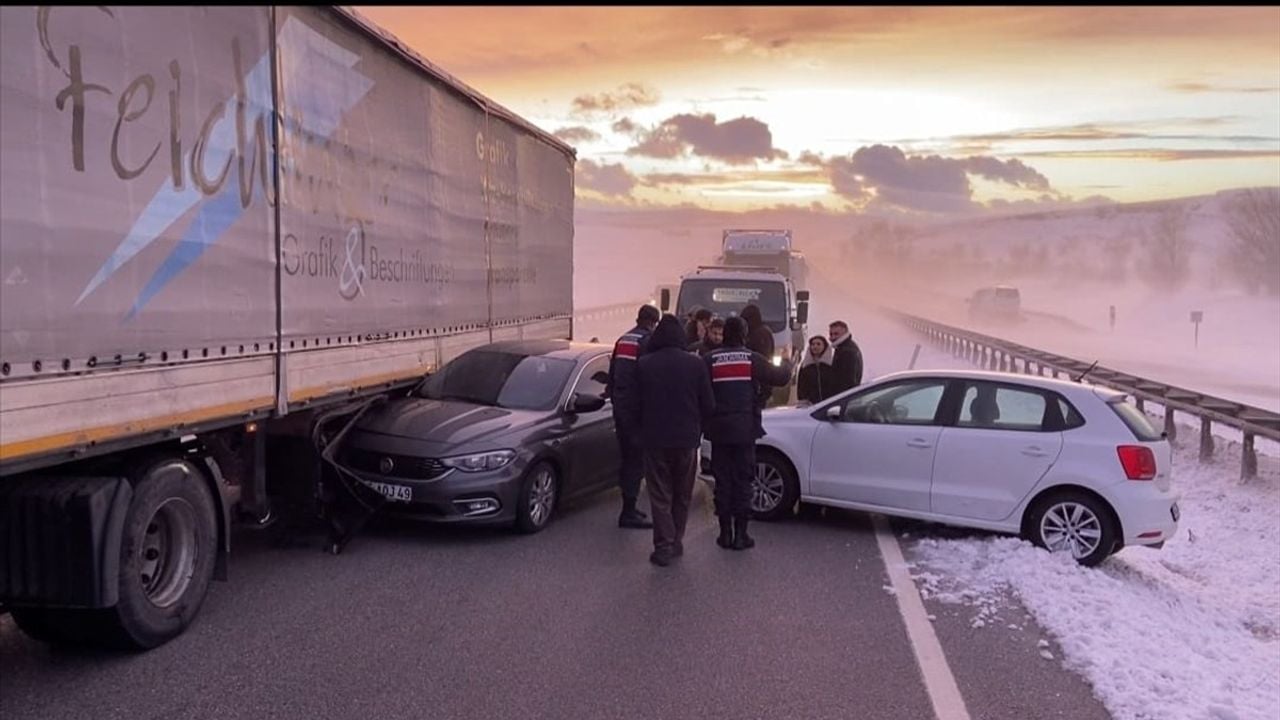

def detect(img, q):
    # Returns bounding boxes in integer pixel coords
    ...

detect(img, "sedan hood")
[355,397,544,447]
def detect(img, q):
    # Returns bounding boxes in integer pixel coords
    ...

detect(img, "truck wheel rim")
[529,469,555,527]
[753,463,785,513]
[1040,502,1102,559]
[140,498,198,608]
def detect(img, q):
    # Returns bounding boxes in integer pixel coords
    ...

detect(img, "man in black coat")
[632,314,715,566]
[828,320,864,395]
[604,304,660,529]
[704,317,792,550]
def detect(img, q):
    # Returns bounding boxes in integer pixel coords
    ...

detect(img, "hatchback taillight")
[1117,445,1157,480]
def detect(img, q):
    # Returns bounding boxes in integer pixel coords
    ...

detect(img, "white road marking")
[873,514,972,720]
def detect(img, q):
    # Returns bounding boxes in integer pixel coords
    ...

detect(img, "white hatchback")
[700,369,1180,566]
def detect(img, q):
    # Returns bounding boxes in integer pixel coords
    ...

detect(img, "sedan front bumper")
[342,462,526,525]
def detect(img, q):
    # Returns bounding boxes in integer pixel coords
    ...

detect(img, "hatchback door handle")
[1022,447,1049,457]
[906,438,933,449]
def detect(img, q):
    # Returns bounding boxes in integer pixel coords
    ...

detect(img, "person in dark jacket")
[739,304,775,360]
[684,307,712,347]
[828,320,864,395]
[740,303,780,412]
[693,317,724,356]
[797,335,836,405]
[605,304,660,529]
[632,314,715,567]
[704,317,792,551]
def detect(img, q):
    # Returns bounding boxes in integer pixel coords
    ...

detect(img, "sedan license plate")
[361,480,413,503]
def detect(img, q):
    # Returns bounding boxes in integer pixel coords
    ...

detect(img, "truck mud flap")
[0,476,131,608]
[313,398,389,555]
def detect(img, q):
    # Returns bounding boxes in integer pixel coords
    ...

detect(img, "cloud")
[936,119,1273,145]
[611,117,640,136]
[570,83,660,117]
[628,113,788,165]
[825,144,1055,213]
[641,169,830,187]
[553,126,601,144]
[1168,81,1280,94]
[576,159,638,197]
[1015,149,1280,161]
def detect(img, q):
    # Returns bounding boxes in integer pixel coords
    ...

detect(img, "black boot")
[619,498,653,529]
[732,515,755,550]
[716,516,734,549]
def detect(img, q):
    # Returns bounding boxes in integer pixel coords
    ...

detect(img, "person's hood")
[648,314,690,352]
[740,304,764,330]
[800,339,833,369]
[351,397,543,450]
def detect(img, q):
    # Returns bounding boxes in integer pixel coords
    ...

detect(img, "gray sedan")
[336,340,620,533]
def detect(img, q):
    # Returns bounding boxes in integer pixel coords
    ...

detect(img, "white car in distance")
[705,369,1179,566]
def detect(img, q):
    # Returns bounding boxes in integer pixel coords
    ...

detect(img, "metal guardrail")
[883,308,1279,479]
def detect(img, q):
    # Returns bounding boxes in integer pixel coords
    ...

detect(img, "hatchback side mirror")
[825,405,842,422]
[569,393,607,414]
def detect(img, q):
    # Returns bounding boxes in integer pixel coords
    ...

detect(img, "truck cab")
[661,266,810,366]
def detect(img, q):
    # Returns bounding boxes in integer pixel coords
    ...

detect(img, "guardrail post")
[987,348,998,371]
[1199,418,1214,461]
[1163,408,1177,444]
[1242,433,1258,480]
[1135,396,1145,413]
[1024,358,1034,375]
[999,353,1010,372]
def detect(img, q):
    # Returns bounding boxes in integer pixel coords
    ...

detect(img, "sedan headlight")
[440,450,517,473]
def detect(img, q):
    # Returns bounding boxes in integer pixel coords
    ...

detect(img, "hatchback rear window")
[1109,399,1163,441]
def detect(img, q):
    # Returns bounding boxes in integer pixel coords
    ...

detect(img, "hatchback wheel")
[752,450,798,522]
[1025,491,1117,567]
[515,462,558,534]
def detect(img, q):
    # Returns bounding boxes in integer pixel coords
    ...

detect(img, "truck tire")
[98,457,219,649]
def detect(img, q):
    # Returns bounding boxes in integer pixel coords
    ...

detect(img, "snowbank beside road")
[907,438,1280,720]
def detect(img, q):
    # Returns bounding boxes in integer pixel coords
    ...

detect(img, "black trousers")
[643,448,697,553]
[710,442,755,518]
[613,417,643,504]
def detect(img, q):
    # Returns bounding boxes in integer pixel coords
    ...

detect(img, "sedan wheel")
[515,462,558,534]
[1025,492,1117,567]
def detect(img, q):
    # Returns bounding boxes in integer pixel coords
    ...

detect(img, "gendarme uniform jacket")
[605,324,652,421]
[703,345,791,443]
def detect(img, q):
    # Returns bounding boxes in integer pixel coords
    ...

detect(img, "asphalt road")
[0,483,1110,720]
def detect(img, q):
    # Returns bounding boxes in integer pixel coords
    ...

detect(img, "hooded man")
[704,316,792,550]
[739,304,774,360]
[828,320,864,395]
[633,314,715,567]
[605,304,661,529]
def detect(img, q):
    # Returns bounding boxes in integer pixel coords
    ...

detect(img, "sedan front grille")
[341,448,450,480]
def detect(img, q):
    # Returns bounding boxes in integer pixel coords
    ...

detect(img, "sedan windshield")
[416,351,576,411]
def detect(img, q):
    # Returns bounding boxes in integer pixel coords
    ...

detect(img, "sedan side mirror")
[569,392,607,414]
[825,405,842,422]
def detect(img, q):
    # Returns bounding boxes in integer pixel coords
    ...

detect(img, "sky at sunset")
[360,6,1280,216]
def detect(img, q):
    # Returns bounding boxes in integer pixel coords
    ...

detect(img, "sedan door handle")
[906,438,933,449]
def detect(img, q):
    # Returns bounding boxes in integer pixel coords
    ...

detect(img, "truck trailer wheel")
[100,458,219,649]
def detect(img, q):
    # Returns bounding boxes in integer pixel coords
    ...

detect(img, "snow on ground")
[906,432,1280,720]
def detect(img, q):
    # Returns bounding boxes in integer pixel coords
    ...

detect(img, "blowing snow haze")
[359,5,1280,410]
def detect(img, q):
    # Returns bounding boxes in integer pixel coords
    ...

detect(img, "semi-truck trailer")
[0,5,575,649]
